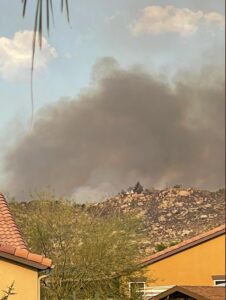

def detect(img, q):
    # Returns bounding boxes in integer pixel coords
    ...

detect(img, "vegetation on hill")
[10,192,145,299]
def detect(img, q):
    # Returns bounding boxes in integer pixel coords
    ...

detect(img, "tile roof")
[142,224,225,266]
[148,285,225,300]
[0,244,52,269]
[0,192,27,249]
[0,192,52,270]
[181,286,226,300]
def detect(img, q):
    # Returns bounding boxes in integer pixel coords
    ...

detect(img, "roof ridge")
[0,192,27,249]
[149,285,225,300]
[142,224,225,265]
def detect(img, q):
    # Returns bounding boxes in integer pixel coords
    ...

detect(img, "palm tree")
[22,0,70,71]
[21,0,70,126]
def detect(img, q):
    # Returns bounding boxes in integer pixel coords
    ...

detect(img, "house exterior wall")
[144,234,225,286]
[0,258,38,300]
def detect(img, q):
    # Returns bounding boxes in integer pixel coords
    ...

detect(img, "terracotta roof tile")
[0,243,52,268]
[27,252,44,264]
[143,224,225,265]
[0,244,15,255]
[0,192,27,249]
[14,248,29,259]
[42,257,52,267]
[0,192,52,269]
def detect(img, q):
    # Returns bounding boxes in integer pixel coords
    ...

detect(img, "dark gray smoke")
[3,57,225,201]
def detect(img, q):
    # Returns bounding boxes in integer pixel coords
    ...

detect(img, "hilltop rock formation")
[88,184,225,254]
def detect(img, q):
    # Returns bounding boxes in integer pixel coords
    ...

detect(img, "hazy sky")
[0,1,224,201]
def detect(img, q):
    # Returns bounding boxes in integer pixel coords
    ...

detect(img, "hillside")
[9,184,225,255]
[87,183,225,253]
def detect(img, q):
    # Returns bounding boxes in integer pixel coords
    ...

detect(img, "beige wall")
[0,258,38,300]
[144,234,225,286]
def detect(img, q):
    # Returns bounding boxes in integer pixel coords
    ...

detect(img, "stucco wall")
[0,258,38,300]
[144,234,225,286]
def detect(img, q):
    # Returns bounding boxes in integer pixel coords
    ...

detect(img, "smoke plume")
[3,57,225,201]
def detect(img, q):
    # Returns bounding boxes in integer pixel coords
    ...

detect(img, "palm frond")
[22,0,27,17]
[23,0,70,54]
[46,0,49,33]
[65,0,70,23]
[21,0,70,127]
[38,0,42,48]
[61,0,70,23]
[50,0,55,26]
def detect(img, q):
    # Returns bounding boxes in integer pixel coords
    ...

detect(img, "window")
[214,280,226,286]
[212,275,226,286]
[128,282,145,298]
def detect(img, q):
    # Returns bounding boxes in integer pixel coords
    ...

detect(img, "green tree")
[11,193,145,299]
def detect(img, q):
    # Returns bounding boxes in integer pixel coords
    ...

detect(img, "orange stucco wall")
[144,234,225,286]
[0,258,38,300]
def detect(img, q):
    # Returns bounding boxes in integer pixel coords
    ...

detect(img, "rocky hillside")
[87,183,225,254]
[9,183,225,255]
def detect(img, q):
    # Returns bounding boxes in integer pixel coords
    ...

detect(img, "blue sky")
[0,1,225,198]
[0,0,224,131]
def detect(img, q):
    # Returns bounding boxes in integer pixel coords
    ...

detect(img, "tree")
[21,0,70,125]
[22,0,70,69]
[0,283,16,300]
[10,192,145,299]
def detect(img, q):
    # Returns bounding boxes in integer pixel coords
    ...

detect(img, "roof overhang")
[141,225,225,267]
[0,250,52,270]
[148,286,208,300]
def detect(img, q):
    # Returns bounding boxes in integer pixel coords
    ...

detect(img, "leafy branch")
[0,282,16,300]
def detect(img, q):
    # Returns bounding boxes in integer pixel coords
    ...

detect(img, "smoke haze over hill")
[3,57,224,201]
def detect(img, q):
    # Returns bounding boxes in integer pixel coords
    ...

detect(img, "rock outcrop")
[88,185,225,254]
